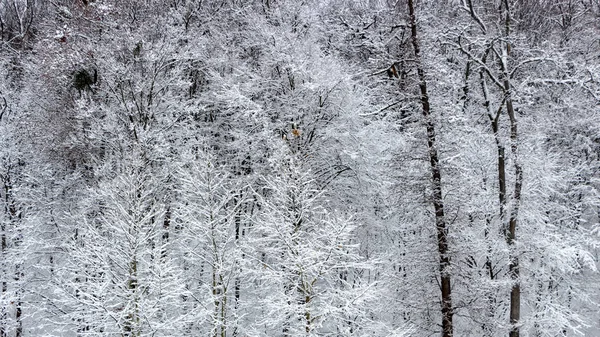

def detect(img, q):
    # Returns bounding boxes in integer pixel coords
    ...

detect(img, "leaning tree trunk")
[407,1,453,336]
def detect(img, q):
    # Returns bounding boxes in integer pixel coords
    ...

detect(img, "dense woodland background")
[1,0,600,336]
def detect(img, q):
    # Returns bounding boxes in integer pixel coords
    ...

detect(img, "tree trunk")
[407,1,453,336]
[0,220,5,337]
[506,81,522,337]
[124,257,140,337]
[161,208,170,260]
[501,1,522,335]
[1,177,9,337]
[15,280,22,337]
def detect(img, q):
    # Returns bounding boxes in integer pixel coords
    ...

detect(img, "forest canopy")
[1,0,600,336]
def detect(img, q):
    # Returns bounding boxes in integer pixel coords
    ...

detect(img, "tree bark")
[506,81,522,337]
[501,2,522,336]
[1,220,5,337]
[1,178,7,337]
[407,1,453,336]
[125,256,140,337]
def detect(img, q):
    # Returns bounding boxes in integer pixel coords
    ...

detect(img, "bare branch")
[452,39,505,90]
[360,100,405,117]
[510,57,557,78]
[461,0,487,34]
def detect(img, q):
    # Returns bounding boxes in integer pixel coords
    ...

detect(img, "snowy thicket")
[1,0,600,336]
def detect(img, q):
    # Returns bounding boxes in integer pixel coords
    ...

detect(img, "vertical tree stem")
[407,1,453,336]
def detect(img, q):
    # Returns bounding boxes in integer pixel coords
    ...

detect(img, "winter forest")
[1,0,600,336]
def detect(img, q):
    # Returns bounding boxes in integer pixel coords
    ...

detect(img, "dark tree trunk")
[501,1,522,335]
[0,220,5,337]
[407,1,453,336]
[506,82,522,337]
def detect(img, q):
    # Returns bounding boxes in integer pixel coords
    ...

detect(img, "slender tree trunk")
[161,208,170,260]
[501,2,522,335]
[407,1,453,336]
[461,60,472,114]
[211,228,226,337]
[304,292,311,334]
[0,220,5,337]
[125,256,140,337]
[233,194,243,337]
[478,66,506,333]
[506,81,522,337]
[221,287,227,337]
[14,266,22,337]
[11,192,21,337]
[2,175,23,337]
[212,250,220,337]
[480,68,507,219]
[1,178,9,337]
[282,290,291,337]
